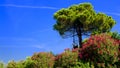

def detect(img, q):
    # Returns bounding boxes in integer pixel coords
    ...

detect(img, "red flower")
[79,53,83,59]
[97,44,100,48]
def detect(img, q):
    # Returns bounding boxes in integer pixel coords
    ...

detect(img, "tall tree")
[53,3,116,48]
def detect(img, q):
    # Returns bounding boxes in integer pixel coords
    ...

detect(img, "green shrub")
[7,58,38,68]
[54,48,79,68]
[109,32,120,40]
[109,32,120,61]
[23,57,36,68]
[80,33,119,67]
[7,60,17,68]
[0,62,4,68]
[7,60,25,68]
[107,32,120,67]
[31,52,55,68]
[72,61,94,68]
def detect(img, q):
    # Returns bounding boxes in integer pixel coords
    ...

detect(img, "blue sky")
[0,0,120,63]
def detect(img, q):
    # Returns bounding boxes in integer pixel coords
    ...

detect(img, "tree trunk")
[76,27,82,48]
[74,20,83,48]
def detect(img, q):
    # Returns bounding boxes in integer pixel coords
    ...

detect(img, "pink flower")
[97,44,100,48]
[79,53,83,59]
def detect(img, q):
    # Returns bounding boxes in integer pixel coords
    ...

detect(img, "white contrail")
[96,10,120,16]
[0,4,58,9]
[104,12,120,16]
[0,45,44,49]
[2,4,119,16]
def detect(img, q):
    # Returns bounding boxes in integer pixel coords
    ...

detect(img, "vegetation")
[80,33,119,67]
[7,60,24,68]
[53,3,116,47]
[5,32,120,68]
[0,62,4,68]
[5,34,120,68]
[54,48,78,68]
[31,52,55,68]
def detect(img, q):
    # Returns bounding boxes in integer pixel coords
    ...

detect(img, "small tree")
[53,3,116,48]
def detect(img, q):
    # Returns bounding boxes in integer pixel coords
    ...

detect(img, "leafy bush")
[7,60,17,68]
[23,57,36,68]
[80,33,119,67]
[109,32,120,40]
[54,48,79,68]
[0,62,4,68]
[7,60,24,68]
[111,32,120,59]
[7,58,37,68]
[31,52,55,68]
[109,32,120,67]
[72,61,94,68]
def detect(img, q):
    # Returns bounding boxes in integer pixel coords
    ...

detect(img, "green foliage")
[0,62,4,68]
[108,32,120,62]
[55,49,95,68]
[54,48,79,68]
[72,61,94,68]
[6,57,37,68]
[7,60,18,68]
[23,57,36,68]
[109,32,120,40]
[54,3,96,35]
[17,61,24,68]
[53,2,116,47]
[7,60,24,68]
[118,54,120,63]
[31,52,55,68]
[114,61,120,68]
[80,33,119,67]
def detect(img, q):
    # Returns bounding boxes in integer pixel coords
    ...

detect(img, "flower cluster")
[79,33,119,66]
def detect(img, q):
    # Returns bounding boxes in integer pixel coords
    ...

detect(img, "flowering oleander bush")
[108,32,120,67]
[79,33,119,67]
[31,52,55,68]
[115,39,120,62]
